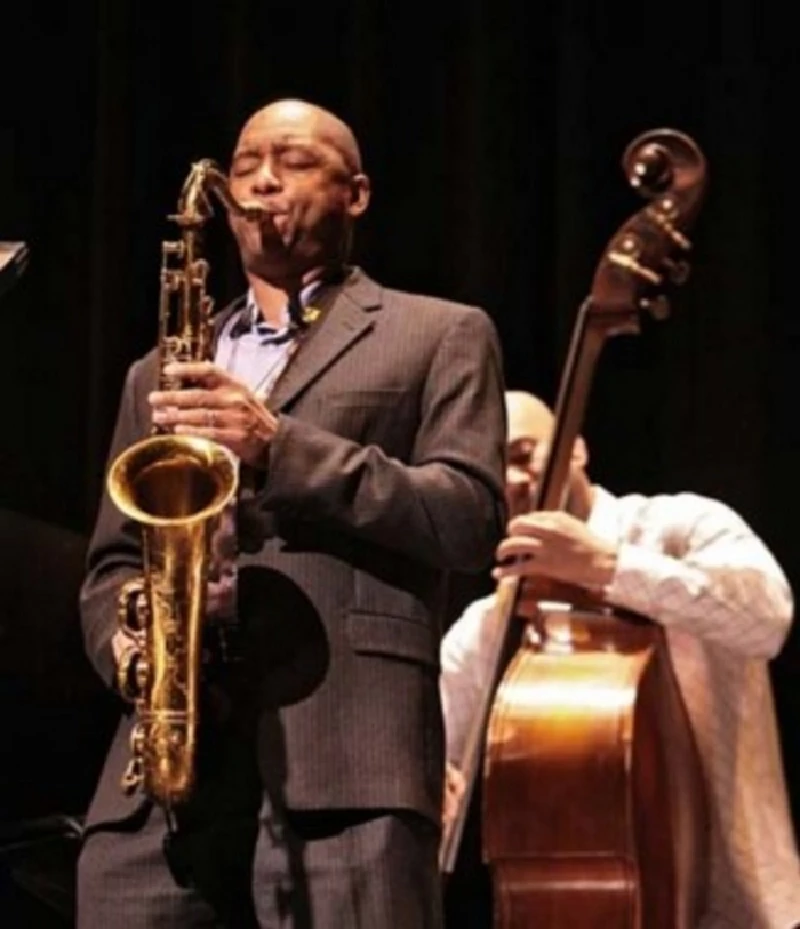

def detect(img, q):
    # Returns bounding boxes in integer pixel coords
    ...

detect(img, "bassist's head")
[504,391,592,521]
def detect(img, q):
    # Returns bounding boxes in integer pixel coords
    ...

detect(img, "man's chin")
[246,251,324,288]
[245,245,294,277]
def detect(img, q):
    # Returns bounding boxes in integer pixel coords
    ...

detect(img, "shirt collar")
[229,279,324,340]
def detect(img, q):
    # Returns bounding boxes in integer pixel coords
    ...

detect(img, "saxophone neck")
[172,159,265,228]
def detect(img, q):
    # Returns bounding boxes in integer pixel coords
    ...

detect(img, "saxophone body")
[106,161,262,807]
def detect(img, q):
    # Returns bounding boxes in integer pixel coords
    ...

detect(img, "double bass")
[443,129,710,928]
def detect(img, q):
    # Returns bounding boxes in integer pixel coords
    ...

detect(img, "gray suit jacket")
[80,267,506,829]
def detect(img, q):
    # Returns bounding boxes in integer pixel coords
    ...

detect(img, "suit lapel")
[268,268,383,411]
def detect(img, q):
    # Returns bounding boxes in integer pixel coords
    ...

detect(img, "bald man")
[441,390,800,929]
[78,99,506,928]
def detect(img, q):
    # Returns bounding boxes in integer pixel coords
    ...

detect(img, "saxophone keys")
[121,731,145,794]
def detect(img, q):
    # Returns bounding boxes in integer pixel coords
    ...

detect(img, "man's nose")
[528,448,549,478]
[251,159,282,193]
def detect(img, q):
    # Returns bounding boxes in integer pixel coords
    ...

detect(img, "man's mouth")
[249,210,303,255]
[237,199,289,219]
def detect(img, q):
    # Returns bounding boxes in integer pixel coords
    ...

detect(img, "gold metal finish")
[107,160,258,807]
[109,435,236,804]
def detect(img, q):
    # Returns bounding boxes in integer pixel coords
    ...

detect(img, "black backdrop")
[1,0,799,906]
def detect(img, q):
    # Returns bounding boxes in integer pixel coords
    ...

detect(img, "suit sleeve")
[79,361,149,686]
[261,307,507,571]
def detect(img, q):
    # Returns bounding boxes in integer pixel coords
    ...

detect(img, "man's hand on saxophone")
[149,359,279,467]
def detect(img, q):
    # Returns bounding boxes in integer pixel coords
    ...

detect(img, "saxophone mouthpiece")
[238,201,271,223]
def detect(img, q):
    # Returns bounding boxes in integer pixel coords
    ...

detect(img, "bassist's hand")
[493,511,618,591]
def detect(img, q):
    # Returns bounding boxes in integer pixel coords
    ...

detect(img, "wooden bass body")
[483,607,709,929]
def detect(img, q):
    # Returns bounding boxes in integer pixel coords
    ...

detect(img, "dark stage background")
[1,1,798,924]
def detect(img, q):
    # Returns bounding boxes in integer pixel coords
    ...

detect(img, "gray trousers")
[76,800,442,929]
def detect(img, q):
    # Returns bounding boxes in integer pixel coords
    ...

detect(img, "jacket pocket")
[346,610,439,668]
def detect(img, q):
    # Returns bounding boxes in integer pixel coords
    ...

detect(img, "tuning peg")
[640,294,671,320]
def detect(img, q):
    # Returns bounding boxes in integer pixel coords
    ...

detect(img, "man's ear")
[347,173,371,217]
[572,436,589,469]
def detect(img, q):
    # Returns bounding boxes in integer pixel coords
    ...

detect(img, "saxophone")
[106,160,264,807]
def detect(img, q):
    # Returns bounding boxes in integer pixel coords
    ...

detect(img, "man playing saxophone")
[77,98,506,928]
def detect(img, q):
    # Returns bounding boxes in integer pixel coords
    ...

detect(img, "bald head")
[237,98,363,175]
[505,391,555,445]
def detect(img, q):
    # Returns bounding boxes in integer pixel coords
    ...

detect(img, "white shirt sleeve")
[602,493,793,658]
[440,594,500,765]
